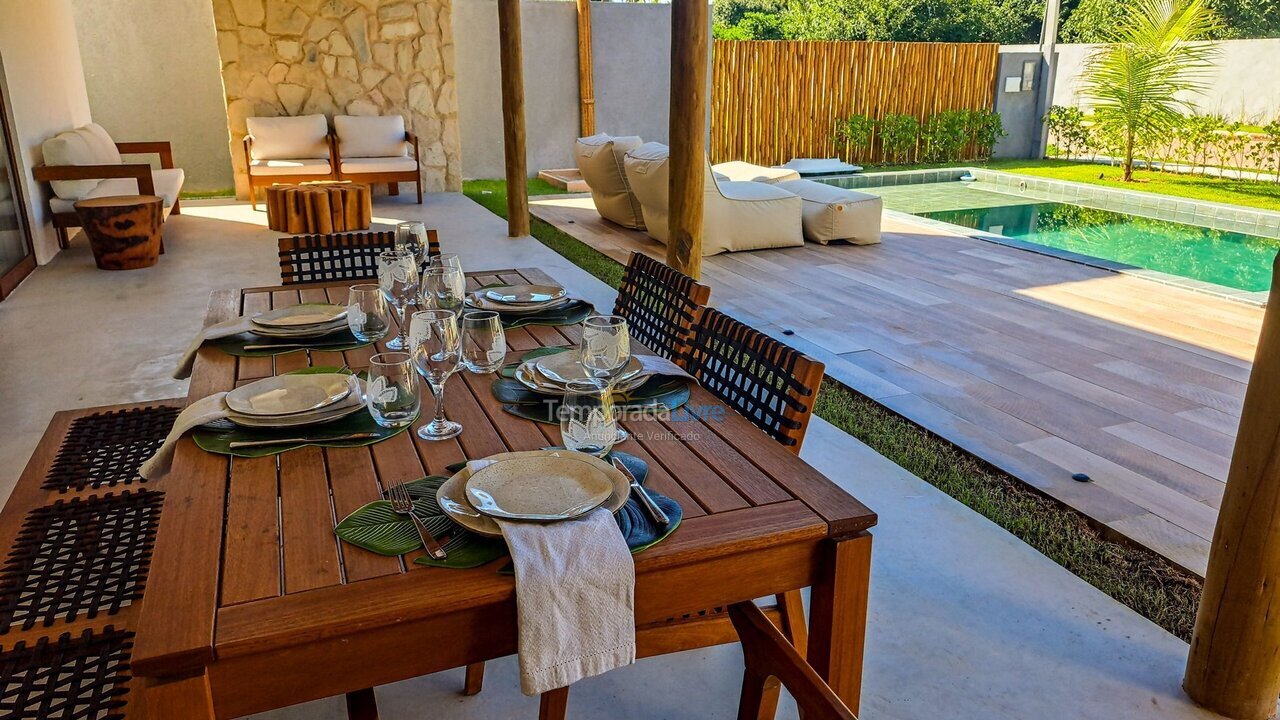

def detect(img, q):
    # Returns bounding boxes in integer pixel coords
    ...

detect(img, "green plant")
[1220,121,1251,171]
[1181,113,1225,172]
[1044,106,1085,158]
[877,113,920,164]
[922,109,969,162]
[1080,0,1222,181]
[832,113,877,160]
[1264,119,1280,182]
[965,109,1005,160]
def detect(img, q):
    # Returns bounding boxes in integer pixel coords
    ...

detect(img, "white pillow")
[42,129,103,200]
[81,123,122,164]
[246,114,330,160]
[777,158,863,176]
[334,115,407,159]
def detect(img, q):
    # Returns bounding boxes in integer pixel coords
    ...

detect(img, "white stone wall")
[213,0,461,197]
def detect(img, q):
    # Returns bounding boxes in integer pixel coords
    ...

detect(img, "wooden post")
[498,0,530,237]
[667,0,708,279]
[1185,255,1280,720]
[576,0,595,137]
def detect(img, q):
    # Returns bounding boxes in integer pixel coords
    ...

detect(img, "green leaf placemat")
[497,299,594,329]
[494,375,692,425]
[211,328,372,358]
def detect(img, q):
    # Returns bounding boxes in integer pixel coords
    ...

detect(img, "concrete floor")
[1,194,1232,719]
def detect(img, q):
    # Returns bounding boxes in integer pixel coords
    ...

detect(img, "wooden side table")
[265,181,372,234]
[74,194,163,270]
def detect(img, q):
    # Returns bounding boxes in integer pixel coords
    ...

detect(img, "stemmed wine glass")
[409,309,463,441]
[559,378,618,457]
[394,221,430,271]
[420,265,466,316]
[460,311,507,373]
[377,248,418,350]
[580,315,632,442]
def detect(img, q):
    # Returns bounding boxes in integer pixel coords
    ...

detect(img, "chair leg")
[388,182,400,196]
[462,662,485,695]
[170,198,182,215]
[416,179,423,204]
[250,184,259,211]
[738,668,780,720]
[776,591,809,657]
[539,687,570,720]
[56,225,69,250]
[344,688,378,720]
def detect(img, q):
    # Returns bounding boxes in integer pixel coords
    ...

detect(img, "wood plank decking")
[530,193,1264,576]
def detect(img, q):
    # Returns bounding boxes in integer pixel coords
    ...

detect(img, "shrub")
[832,113,876,159]
[923,110,970,162]
[877,113,920,164]
[966,109,1005,160]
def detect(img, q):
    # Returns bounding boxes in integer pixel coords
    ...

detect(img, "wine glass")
[394,221,430,270]
[420,265,466,316]
[460,310,507,374]
[410,309,463,441]
[430,253,462,271]
[346,284,391,343]
[581,315,632,442]
[365,352,420,428]
[377,248,418,350]
[559,379,617,457]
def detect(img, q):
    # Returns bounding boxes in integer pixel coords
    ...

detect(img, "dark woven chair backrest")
[612,253,711,361]
[682,307,825,453]
[277,229,440,285]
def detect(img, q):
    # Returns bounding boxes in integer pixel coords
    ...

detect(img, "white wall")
[71,0,234,193]
[0,0,92,263]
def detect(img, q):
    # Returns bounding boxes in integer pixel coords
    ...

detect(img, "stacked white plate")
[249,304,349,339]
[223,373,366,428]
[465,284,571,315]
[436,450,631,536]
[514,351,648,396]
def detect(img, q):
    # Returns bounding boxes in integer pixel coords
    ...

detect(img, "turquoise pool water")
[857,183,1280,293]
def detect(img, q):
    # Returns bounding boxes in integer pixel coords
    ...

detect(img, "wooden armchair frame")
[333,130,423,204]
[243,134,338,210]
[33,140,180,249]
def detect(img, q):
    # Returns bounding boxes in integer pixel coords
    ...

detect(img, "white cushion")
[82,123,122,165]
[49,167,185,215]
[246,115,330,160]
[575,133,645,229]
[334,115,408,159]
[776,179,881,245]
[777,158,863,176]
[248,158,333,177]
[710,161,800,184]
[340,156,417,174]
[42,129,105,200]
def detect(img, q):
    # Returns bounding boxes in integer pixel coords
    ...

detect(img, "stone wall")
[211,0,460,197]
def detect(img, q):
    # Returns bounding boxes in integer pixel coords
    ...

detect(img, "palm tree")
[1080,0,1220,182]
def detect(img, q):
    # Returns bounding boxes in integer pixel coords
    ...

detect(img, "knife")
[612,457,670,526]
[228,432,379,449]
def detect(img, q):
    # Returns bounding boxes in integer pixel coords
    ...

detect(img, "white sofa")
[33,123,185,248]
[243,114,334,208]
[574,133,645,229]
[334,114,422,203]
[622,142,803,256]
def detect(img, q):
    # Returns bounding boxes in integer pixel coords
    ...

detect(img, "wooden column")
[576,0,595,137]
[1185,255,1280,720]
[498,0,530,237]
[667,0,708,279]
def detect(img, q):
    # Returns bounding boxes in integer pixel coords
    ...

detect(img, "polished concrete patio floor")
[529,193,1264,578]
[0,193,1235,718]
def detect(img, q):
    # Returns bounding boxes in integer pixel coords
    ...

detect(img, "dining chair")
[277,229,440,285]
[612,251,711,361]
[728,602,859,720]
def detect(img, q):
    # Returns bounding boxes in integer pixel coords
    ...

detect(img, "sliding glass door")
[0,52,35,300]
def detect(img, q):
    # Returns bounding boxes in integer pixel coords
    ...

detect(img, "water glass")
[394,221,430,270]
[581,315,632,381]
[410,309,463,441]
[460,310,507,374]
[430,253,462,271]
[559,379,618,456]
[345,284,391,343]
[420,265,466,316]
[377,248,419,350]
[365,352,420,429]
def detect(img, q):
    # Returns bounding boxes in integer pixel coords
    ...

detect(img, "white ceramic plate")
[465,455,613,521]
[225,396,366,428]
[514,361,648,396]
[437,451,630,535]
[252,303,347,328]
[535,352,643,385]
[225,373,353,416]
[483,284,567,304]
[465,292,572,315]
[247,318,350,338]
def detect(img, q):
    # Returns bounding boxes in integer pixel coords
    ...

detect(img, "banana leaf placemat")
[472,282,595,329]
[211,328,372,358]
[494,347,692,424]
[333,451,682,569]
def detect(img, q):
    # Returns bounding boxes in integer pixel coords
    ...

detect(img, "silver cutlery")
[612,457,669,526]
[227,431,378,449]
[386,483,448,560]
[243,341,354,351]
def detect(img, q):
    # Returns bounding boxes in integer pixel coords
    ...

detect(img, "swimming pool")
[841,181,1280,294]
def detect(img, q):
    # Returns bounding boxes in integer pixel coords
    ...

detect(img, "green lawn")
[462,177,1202,641]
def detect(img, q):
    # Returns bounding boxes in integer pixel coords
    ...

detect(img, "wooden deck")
[530,193,1265,576]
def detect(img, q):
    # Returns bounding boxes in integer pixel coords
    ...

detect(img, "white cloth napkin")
[139,393,230,479]
[172,317,254,380]
[468,459,636,696]
[634,353,695,382]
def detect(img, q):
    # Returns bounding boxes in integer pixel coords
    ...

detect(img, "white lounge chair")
[334,115,422,204]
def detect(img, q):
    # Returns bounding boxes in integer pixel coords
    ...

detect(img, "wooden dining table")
[129,268,878,719]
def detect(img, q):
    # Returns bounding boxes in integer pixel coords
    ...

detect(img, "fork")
[386,483,448,560]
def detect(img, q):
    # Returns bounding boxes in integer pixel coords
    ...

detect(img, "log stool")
[265,181,372,234]
[73,195,164,270]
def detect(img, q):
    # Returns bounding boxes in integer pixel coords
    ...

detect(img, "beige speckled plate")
[251,303,347,328]
[225,373,353,416]
[437,451,630,535]
[466,456,612,521]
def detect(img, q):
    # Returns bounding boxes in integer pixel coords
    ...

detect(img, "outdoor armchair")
[574,133,646,229]
[243,114,335,209]
[333,114,422,204]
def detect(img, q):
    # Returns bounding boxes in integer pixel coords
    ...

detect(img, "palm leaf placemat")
[212,329,371,358]
[498,299,594,329]
[494,348,692,424]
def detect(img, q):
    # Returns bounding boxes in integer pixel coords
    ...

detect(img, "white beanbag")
[574,134,645,229]
[776,179,882,245]
[777,158,863,177]
[710,161,800,184]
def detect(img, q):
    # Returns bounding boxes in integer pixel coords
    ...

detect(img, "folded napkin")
[469,459,636,696]
[139,393,229,479]
[634,353,695,383]
[173,317,254,379]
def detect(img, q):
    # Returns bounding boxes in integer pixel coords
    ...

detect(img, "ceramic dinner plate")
[437,451,630,535]
[535,352,644,385]
[252,303,347,328]
[225,373,353,416]
[225,395,366,428]
[514,361,648,396]
[483,284,567,304]
[465,292,572,315]
[465,455,613,521]
[247,318,350,338]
